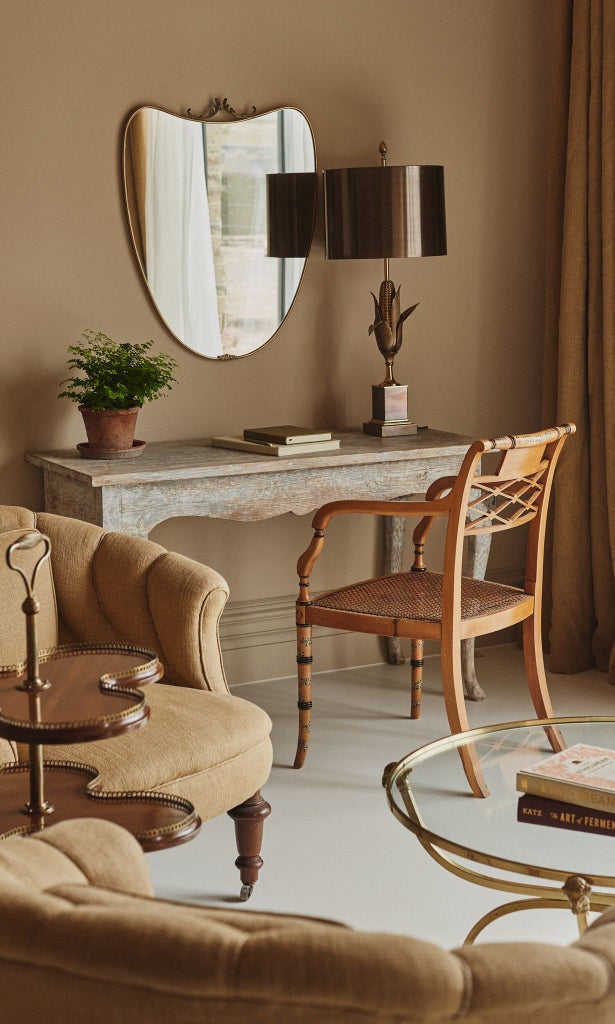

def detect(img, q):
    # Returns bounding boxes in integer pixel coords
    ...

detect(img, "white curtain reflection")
[145,111,223,357]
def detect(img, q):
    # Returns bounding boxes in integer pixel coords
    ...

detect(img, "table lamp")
[324,143,446,435]
[266,172,318,258]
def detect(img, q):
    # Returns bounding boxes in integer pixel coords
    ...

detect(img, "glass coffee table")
[385,717,615,943]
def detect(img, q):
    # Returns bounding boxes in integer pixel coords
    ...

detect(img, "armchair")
[0,506,272,898]
[1,818,614,1024]
[294,426,575,798]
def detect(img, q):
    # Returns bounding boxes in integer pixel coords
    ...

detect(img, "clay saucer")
[76,440,146,460]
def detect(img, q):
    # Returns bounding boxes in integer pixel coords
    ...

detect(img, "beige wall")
[1,0,552,681]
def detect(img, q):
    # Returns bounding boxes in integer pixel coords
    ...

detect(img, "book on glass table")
[243,425,333,445]
[517,793,615,837]
[516,743,615,813]
[211,435,340,457]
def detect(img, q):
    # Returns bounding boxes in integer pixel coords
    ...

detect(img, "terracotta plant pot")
[79,405,139,452]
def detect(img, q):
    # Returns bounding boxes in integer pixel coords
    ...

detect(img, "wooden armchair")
[294,425,575,797]
[0,506,272,899]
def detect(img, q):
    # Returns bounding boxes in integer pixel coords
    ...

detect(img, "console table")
[26,428,488,699]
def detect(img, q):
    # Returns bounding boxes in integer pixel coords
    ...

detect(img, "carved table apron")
[26,428,489,700]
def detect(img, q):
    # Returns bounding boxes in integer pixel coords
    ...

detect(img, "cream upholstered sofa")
[1,818,614,1024]
[0,505,272,897]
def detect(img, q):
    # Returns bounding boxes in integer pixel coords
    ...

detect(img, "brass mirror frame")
[121,100,317,361]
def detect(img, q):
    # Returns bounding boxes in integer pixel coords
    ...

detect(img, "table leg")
[383,498,491,700]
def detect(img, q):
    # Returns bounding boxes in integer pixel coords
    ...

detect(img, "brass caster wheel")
[239,884,254,902]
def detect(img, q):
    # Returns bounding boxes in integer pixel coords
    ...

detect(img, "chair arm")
[0,819,153,896]
[412,475,457,551]
[297,497,451,580]
[146,550,230,692]
[312,497,451,531]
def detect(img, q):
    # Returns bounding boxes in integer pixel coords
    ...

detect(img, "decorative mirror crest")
[186,97,257,120]
[122,101,317,360]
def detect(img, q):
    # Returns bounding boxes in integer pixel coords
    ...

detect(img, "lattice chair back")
[435,424,576,597]
[463,425,575,538]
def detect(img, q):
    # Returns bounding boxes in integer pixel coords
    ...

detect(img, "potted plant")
[59,330,177,457]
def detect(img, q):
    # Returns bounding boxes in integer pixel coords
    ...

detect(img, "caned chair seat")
[294,425,576,799]
[313,571,530,629]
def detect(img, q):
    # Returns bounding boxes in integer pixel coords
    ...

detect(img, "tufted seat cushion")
[46,685,273,821]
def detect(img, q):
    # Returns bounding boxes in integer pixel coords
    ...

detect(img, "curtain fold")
[543,0,615,682]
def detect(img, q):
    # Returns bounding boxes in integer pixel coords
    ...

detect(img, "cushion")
[45,684,273,821]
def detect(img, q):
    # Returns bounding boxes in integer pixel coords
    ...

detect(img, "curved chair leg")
[294,623,313,768]
[410,639,423,719]
[227,790,271,901]
[441,638,489,798]
[522,614,565,752]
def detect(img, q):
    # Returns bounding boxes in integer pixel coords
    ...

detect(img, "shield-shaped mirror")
[122,104,317,359]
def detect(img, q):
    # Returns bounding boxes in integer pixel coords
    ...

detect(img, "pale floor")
[147,644,614,949]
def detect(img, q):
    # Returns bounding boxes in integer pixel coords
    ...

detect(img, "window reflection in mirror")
[123,106,317,359]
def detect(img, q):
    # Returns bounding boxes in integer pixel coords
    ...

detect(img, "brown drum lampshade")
[323,165,447,260]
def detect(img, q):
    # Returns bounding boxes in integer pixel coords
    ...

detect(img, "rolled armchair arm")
[37,513,230,693]
[0,818,152,896]
[146,550,230,692]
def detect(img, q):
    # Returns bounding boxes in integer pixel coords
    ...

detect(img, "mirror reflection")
[123,105,317,359]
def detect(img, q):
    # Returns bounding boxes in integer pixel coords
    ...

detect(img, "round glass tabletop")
[387,718,615,887]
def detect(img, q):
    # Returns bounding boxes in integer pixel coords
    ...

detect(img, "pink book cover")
[521,744,615,792]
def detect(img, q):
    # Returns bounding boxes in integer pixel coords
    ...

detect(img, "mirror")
[122,103,317,359]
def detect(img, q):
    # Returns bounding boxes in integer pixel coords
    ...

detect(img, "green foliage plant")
[58,330,177,411]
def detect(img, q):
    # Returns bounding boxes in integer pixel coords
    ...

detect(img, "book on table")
[243,425,333,445]
[211,435,341,457]
[516,743,615,813]
[517,793,615,837]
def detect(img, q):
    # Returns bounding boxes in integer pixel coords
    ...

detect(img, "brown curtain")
[543,0,615,681]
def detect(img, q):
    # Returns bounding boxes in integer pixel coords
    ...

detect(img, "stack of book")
[516,743,615,837]
[212,425,340,458]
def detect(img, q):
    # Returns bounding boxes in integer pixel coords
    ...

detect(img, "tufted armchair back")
[0,506,230,692]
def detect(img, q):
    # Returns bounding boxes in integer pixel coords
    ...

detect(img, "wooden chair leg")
[227,790,271,902]
[441,638,490,798]
[410,639,423,719]
[522,614,565,752]
[294,623,313,768]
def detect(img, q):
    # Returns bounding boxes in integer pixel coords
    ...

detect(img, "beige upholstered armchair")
[0,506,272,899]
[1,818,615,1023]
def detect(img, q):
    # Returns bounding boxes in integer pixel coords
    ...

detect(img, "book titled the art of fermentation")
[516,744,615,813]
[517,793,615,837]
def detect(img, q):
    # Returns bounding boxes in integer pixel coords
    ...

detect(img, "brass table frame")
[385,716,615,943]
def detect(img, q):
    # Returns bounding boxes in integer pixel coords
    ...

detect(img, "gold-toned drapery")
[543,0,615,682]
